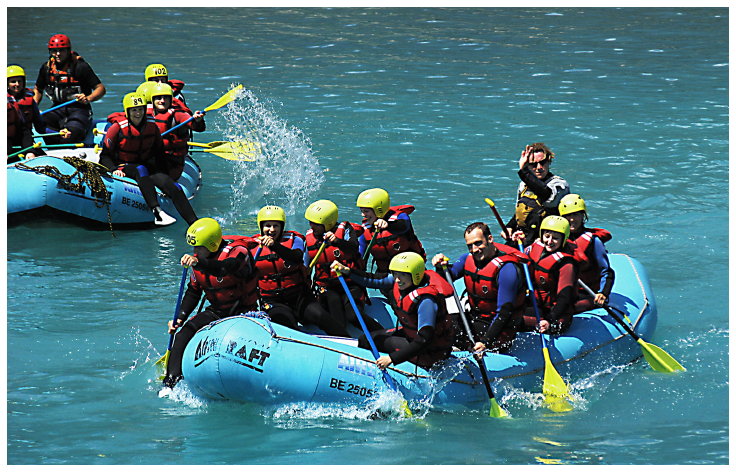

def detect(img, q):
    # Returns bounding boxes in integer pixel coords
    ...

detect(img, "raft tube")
[181,254,656,409]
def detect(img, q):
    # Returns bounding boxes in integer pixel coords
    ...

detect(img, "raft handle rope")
[15,156,115,236]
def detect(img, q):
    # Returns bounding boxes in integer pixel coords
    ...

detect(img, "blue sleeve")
[416,297,439,330]
[389,212,411,235]
[292,236,305,253]
[496,263,522,307]
[358,232,367,257]
[592,238,613,292]
[348,273,395,290]
[449,254,468,280]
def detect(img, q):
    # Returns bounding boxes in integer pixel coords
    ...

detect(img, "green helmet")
[122,92,147,112]
[389,252,426,286]
[145,63,168,81]
[540,215,570,245]
[257,205,286,228]
[186,218,223,252]
[7,65,25,79]
[304,200,338,230]
[356,188,390,218]
[135,82,155,104]
[558,193,587,217]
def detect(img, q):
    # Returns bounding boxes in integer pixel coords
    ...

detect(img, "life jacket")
[44,53,86,104]
[391,269,455,368]
[514,174,566,230]
[462,243,529,318]
[569,228,612,290]
[252,231,310,298]
[362,205,426,271]
[190,236,259,313]
[103,116,159,164]
[7,89,36,139]
[151,108,190,158]
[526,240,577,317]
[305,221,364,289]
[168,79,188,108]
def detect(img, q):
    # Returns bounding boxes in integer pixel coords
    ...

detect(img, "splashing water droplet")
[215,87,325,225]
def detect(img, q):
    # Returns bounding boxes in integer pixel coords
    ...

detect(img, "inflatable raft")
[7,147,202,227]
[179,253,656,409]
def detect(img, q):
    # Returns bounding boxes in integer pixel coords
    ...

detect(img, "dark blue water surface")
[5,7,728,465]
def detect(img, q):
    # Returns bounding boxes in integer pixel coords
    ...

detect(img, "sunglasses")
[49,48,68,53]
[527,158,549,168]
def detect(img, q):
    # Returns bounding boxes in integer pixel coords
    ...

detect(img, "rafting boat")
[180,253,657,409]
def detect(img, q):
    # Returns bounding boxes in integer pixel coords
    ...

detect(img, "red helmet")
[48,34,71,49]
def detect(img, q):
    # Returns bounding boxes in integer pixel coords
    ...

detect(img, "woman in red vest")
[7,65,45,162]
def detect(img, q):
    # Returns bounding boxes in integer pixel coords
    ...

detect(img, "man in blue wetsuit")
[331,252,455,369]
[432,222,529,354]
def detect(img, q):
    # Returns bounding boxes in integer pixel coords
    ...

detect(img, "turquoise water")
[6,7,728,465]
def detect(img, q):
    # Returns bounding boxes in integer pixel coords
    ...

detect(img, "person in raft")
[144,63,189,111]
[7,65,45,162]
[330,252,455,370]
[356,187,427,274]
[521,215,579,334]
[304,199,384,335]
[251,205,347,335]
[505,142,570,246]
[98,92,198,226]
[432,222,529,354]
[558,194,615,310]
[33,34,106,145]
[163,218,259,389]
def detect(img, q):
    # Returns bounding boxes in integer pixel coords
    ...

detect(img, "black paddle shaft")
[577,280,641,342]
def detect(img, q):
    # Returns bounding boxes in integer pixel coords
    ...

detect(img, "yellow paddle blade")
[400,400,413,418]
[541,348,573,411]
[204,84,243,112]
[204,141,259,161]
[484,197,496,208]
[638,338,686,373]
[187,141,214,149]
[490,398,509,418]
[154,350,170,381]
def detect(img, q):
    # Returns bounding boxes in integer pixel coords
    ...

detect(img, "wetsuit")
[507,167,570,246]
[570,228,615,312]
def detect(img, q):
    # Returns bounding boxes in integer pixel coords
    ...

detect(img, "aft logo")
[225,340,271,373]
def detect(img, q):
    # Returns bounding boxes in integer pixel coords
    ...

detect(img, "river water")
[5,7,728,465]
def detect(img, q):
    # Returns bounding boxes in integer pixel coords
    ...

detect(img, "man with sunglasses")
[505,142,570,246]
[33,34,106,145]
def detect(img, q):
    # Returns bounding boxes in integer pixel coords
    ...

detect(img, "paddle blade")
[204,84,243,112]
[400,400,413,418]
[489,398,509,418]
[638,338,686,373]
[154,350,170,380]
[206,140,259,161]
[541,348,573,410]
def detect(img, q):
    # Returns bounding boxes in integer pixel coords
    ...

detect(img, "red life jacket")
[305,221,364,289]
[252,231,310,298]
[362,205,426,272]
[102,116,160,164]
[45,53,85,104]
[526,240,577,315]
[7,89,36,139]
[190,236,259,313]
[462,243,529,317]
[151,108,190,158]
[391,269,455,367]
[569,228,612,290]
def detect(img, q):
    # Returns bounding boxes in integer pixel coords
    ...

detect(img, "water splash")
[215,87,325,225]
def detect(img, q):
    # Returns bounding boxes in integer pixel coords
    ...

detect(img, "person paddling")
[7,65,45,162]
[163,218,259,389]
[432,222,529,354]
[558,194,615,310]
[98,92,198,226]
[331,252,455,370]
[33,34,106,145]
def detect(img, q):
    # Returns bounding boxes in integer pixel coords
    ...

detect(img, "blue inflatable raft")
[7,147,202,227]
[180,254,657,409]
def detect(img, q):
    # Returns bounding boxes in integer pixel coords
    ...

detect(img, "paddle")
[517,241,574,412]
[484,198,512,242]
[361,231,379,263]
[155,266,190,377]
[578,280,685,373]
[8,142,84,160]
[41,98,78,115]
[308,241,327,270]
[162,84,244,137]
[335,273,413,418]
[33,131,63,138]
[440,259,508,418]
[188,141,258,161]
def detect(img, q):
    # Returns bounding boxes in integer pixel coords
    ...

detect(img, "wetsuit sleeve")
[358,232,368,257]
[31,101,45,134]
[550,261,576,321]
[388,297,437,365]
[271,239,305,265]
[178,272,204,320]
[435,254,467,281]
[480,263,522,344]
[517,168,569,209]
[347,272,395,290]
[75,60,102,92]
[34,64,48,94]
[385,212,410,234]
[98,123,121,170]
[592,238,615,296]
[195,248,254,280]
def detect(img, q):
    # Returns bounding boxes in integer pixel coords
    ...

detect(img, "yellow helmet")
[257,205,286,228]
[186,218,223,252]
[150,82,173,99]
[540,215,570,245]
[122,92,147,112]
[356,188,390,218]
[389,252,426,286]
[135,82,155,103]
[7,65,25,79]
[304,200,338,230]
[558,193,587,217]
[145,63,168,81]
